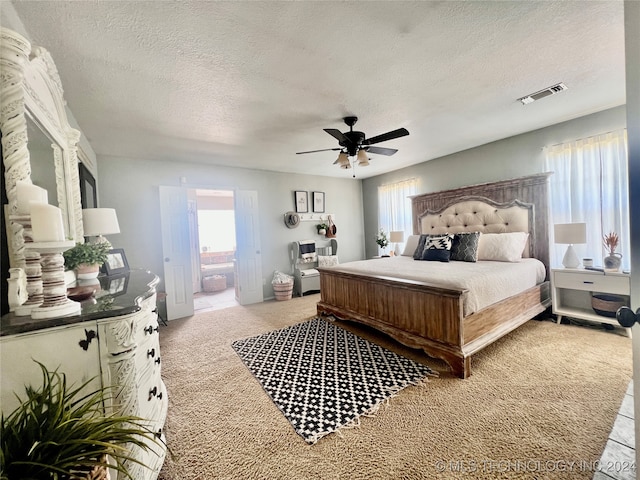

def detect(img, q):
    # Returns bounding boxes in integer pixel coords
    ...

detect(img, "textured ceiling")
[10,1,626,179]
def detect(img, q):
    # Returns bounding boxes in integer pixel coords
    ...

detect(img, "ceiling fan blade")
[296,147,342,155]
[364,146,398,156]
[363,128,409,145]
[324,128,348,143]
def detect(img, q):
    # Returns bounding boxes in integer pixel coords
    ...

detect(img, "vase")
[318,229,326,235]
[603,253,622,272]
[76,263,100,280]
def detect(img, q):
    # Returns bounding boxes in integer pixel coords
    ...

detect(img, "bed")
[316,173,552,378]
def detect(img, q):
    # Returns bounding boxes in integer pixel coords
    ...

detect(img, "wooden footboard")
[317,268,550,378]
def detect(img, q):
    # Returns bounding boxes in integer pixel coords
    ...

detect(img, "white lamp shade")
[82,208,120,236]
[334,152,349,166]
[389,231,404,243]
[554,223,586,244]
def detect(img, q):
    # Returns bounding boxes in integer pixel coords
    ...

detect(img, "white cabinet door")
[0,322,102,414]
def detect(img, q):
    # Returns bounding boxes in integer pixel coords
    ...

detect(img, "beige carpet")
[157,294,632,480]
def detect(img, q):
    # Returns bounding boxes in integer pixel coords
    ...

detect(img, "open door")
[159,186,194,320]
[234,190,263,305]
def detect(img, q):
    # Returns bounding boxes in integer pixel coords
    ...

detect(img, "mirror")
[1,27,84,268]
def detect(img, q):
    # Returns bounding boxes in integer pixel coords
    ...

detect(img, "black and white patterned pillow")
[450,232,480,262]
[420,234,454,262]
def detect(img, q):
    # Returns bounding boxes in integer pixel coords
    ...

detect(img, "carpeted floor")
[157,294,632,479]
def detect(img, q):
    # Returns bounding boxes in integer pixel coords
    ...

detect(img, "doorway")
[190,188,239,312]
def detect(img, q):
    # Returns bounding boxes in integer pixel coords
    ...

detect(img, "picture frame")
[312,191,325,213]
[294,191,308,213]
[103,248,130,276]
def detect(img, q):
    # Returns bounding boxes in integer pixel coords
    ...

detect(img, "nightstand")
[551,268,631,336]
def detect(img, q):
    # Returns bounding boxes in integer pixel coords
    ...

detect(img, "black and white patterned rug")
[231,317,437,444]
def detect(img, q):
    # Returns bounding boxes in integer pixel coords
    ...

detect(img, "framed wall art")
[295,191,308,213]
[312,191,325,213]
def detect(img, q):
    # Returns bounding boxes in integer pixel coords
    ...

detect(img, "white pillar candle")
[16,181,48,214]
[31,203,65,242]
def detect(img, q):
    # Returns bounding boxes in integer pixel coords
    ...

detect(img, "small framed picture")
[103,248,129,276]
[294,191,308,213]
[312,191,325,213]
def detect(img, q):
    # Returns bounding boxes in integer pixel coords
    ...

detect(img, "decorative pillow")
[420,234,454,262]
[477,232,529,262]
[318,255,339,267]
[450,232,480,262]
[412,234,429,260]
[402,235,420,256]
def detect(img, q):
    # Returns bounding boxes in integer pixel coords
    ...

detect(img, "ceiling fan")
[296,116,409,170]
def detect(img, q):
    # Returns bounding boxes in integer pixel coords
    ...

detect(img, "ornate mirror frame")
[1,27,84,268]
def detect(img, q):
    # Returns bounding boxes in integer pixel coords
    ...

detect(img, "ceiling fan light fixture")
[334,152,349,166]
[357,149,369,166]
[340,161,352,169]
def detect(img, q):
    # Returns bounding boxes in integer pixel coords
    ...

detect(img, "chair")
[290,239,338,296]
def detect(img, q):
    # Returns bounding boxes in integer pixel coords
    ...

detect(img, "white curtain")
[544,129,630,270]
[377,178,418,252]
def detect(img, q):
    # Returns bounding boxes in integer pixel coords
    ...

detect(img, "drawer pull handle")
[148,386,157,401]
[157,392,163,400]
[583,281,594,284]
[155,357,161,365]
[155,428,162,439]
[147,348,155,358]
[144,325,159,335]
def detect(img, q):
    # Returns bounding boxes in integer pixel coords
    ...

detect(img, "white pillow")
[477,232,529,262]
[401,235,420,256]
[318,255,339,267]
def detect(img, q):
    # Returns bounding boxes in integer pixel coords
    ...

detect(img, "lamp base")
[562,244,580,269]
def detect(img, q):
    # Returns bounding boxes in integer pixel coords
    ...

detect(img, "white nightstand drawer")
[553,271,629,295]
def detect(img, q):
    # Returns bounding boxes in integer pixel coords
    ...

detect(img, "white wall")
[361,106,627,259]
[98,156,364,298]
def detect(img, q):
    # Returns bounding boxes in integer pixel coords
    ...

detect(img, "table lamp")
[83,208,120,246]
[554,223,586,268]
[390,231,404,257]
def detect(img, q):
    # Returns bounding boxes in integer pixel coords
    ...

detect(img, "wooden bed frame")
[317,173,552,378]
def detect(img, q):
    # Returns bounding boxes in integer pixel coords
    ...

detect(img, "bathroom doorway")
[190,188,239,312]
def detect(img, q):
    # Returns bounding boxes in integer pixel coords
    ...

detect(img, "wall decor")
[294,191,308,213]
[103,248,129,276]
[312,191,325,213]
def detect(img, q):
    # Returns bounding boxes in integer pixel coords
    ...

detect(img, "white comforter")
[325,256,546,316]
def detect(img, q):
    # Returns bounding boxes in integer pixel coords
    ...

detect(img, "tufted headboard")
[410,173,552,278]
[418,197,535,258]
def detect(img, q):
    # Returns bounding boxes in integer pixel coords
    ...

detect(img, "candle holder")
[25,240,81,319]
[10,214,44,316]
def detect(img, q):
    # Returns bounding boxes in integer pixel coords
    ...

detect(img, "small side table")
[551,268,631,336]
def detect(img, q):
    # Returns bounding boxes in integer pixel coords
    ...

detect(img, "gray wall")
[361,106,627,259]
[97,157,364,297]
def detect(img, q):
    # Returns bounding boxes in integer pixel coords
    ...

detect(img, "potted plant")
[376,228,389,256]
[316,223,329,235]
[603,231,622,272]
[0,361,163,480]
[63,242,111,279]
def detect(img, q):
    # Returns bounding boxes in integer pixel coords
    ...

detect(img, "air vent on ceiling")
[518,83,568,105]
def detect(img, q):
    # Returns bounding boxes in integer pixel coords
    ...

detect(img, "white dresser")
[551,268,631,335]
[0,270,168,480]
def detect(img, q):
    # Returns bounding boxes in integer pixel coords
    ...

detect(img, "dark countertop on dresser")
[1,269,159,337]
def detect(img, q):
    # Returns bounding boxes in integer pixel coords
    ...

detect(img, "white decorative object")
[31,203,66,242]
[10,214,44,316]
[16,181,48,214]
[25,240,80,319]
[7,268,28,310]
[82,208,120,246]
[554,223,587,269]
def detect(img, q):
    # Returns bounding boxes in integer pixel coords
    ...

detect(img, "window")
[377,178,418,249]
[544,129,630,270]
